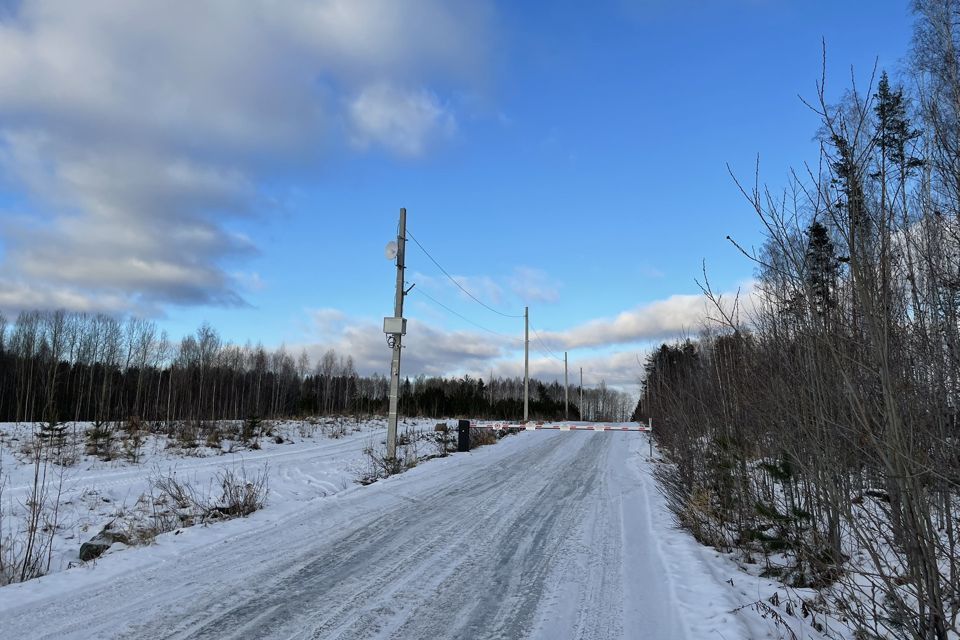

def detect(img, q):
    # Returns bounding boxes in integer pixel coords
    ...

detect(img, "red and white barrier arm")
[471,422,651,432]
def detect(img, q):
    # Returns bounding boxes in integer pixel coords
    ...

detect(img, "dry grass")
[148,463,269,532]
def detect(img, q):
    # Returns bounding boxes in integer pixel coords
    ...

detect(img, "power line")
[530,346,564,364]
[531,326,562,360]
[533,343,564,364]
[530,324,564,362]
[412,288,523,344]
[406,228,525,319]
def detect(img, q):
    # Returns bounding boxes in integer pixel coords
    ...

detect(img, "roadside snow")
[0,417,437,582]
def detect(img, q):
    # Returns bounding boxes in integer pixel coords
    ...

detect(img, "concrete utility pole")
[564,352,569,420]
[523,306,529,423]
[579,367,583,421]
[385,208,407,460]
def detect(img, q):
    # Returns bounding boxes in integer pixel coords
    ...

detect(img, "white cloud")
[232,271,266,293]
[309,307,349,335]
[0,279,158,316]
[413,266,562,309]
[348,84,456,157]
[509,266,561,303]
[0,0,492,315]
[559,294,710,349]
[296,308,648,392]
[290,282,762,394]
[532,281,760,351]
[485,350,644,390]
[301,311,513,379]
[292,284,761,393]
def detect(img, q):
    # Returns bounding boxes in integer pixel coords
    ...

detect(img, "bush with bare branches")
[645,6,960,637]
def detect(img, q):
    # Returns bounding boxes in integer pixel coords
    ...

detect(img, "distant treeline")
[0,310,634,425]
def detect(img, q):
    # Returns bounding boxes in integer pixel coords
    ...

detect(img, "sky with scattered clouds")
[0,0,913,391]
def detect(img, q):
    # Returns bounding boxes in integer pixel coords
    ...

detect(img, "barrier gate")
[454,419,653,453]
[471,420,651,432]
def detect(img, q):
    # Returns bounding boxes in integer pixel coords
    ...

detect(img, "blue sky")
[0,0,913,389]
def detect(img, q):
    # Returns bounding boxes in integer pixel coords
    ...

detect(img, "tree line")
[641,3,960,637]
[0,310,633,426]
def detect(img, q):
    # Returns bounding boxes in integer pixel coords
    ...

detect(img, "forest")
[0,310,635,427]
[640,2,960,638]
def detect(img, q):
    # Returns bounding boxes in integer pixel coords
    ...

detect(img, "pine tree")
[873,72,923,324]
[874,71,922,175]
[804,221,839,318]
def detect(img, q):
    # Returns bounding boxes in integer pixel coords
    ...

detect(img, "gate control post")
[648,417,653,458]
[457,420,470,452]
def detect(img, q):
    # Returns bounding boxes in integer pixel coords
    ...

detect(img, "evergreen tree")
[804,221,839,318]
[874,71,923,175]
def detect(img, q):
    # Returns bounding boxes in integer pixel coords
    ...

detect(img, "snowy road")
[0,430,756,639]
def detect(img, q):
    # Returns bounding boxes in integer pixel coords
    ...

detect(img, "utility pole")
[523,306,529,423]
[564,352,569,421]
[489,369,493,407]
[579,367,583,421]
[385,208,407,460]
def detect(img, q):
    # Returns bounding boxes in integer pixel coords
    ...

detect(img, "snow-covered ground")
[0,417,430,582]
[1,422,837,639]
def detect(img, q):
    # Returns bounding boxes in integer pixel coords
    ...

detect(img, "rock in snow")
[79,528,121,561]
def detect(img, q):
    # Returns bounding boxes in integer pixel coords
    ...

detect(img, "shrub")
[210,466,269,518]
[85,421,114,460]
[205,428,222,449]
[242,415,262,443]
[149,463,269,528]
[469,427,498,448]
[121,416,145,463]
